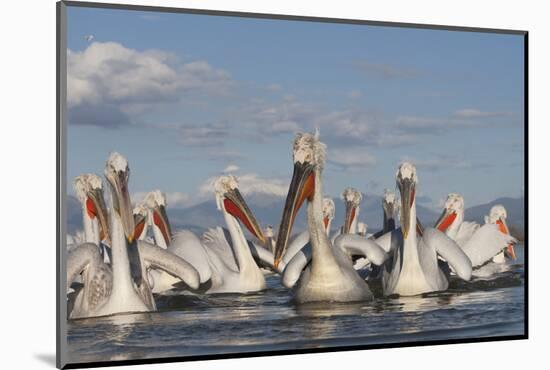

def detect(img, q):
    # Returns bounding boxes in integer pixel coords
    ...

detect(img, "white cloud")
[133,191,192,208]
[395,115,478,133]
[241,96,312,135]
[396,109,512,134]
[223,164,240,173]
[240,96,401,148]
[453,108,510,119]
[67,42,233,126]
[181,149,245,162]
[315,110,374,140]
[396,116,445,129]
[206,150,244,162]
[233,94,428,150]
[166,192,192,207]
[199,172,288,198]
[175,124,229,147]
[328,147,377,170]
[400,156,492,172]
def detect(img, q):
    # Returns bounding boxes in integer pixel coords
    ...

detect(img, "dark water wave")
[68,247,525,364]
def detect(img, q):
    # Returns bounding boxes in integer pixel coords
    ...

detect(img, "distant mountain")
[167,194,309,236]
[66,193,525,238]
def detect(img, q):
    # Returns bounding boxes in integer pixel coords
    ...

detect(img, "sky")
[66,6,525,211]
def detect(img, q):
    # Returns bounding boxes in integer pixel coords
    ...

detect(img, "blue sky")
[66,6,524,210]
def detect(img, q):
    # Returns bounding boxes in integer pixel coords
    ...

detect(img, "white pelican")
[485,205,517,263]
[373,162,473,296]
[70,174,110,251]
[132,202,150,242]
[352,221,372,270]
[67,174,111,288]
[131,190,187,293]
[198,175,274,293]
[274,132,383,303]
[67,153,199,318]
[157,175,275,294]
[381,189,398,234]
[264,225,276,253]
[281,197,335,266]
[434,194,516,267]
[341,188,362,234]
[357,222,368,237]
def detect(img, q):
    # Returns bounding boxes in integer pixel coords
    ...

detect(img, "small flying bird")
[83,35,94,42]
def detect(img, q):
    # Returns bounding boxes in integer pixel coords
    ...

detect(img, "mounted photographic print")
[57,1,527,368]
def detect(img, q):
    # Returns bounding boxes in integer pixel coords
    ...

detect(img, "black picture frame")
[56,1,528,368]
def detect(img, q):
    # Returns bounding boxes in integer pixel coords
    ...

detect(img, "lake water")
[67,246,525,365]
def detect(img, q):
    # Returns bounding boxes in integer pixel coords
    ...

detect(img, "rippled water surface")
[67,247,525,364]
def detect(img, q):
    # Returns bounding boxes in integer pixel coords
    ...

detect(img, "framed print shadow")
[56,1,528,368]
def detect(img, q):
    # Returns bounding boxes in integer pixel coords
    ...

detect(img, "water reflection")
[68,248,525,364]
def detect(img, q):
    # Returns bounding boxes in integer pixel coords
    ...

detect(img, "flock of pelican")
[66,131,518,318]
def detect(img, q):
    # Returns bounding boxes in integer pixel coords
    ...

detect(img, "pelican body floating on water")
[376,162,473,296]
[274,132,386,303]
[485,205,517,263]
[67,153,199,318]
[151,175,276,294]
[65,128,521,318]
[435,194,516,268]
[281,197,335,266]
[70,174,110,253]
[341,187,362,235]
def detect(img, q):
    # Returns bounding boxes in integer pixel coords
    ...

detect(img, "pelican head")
[143,190,172,246]
[341,187,362,234]
[274,132,326,268]
[264,225,275,252]
[396,162,418,239]
[486,205,516,260]
[214,175,266,244]
[322,197,335,233]
[132,203,149,241]
[264,225,274,239]
[434,193,464,231]
[382,189,397,219]
[105,152,135,244]
[487,204,507,224]
[357,222,368,236]
[73,173,110,243]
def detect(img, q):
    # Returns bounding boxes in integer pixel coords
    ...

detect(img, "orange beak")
[343,201,357,234]
[223,188,266,244]
[274,161,315,269]
[434,209,457,232]
[153,205,173,246]
[497,219,516,260]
